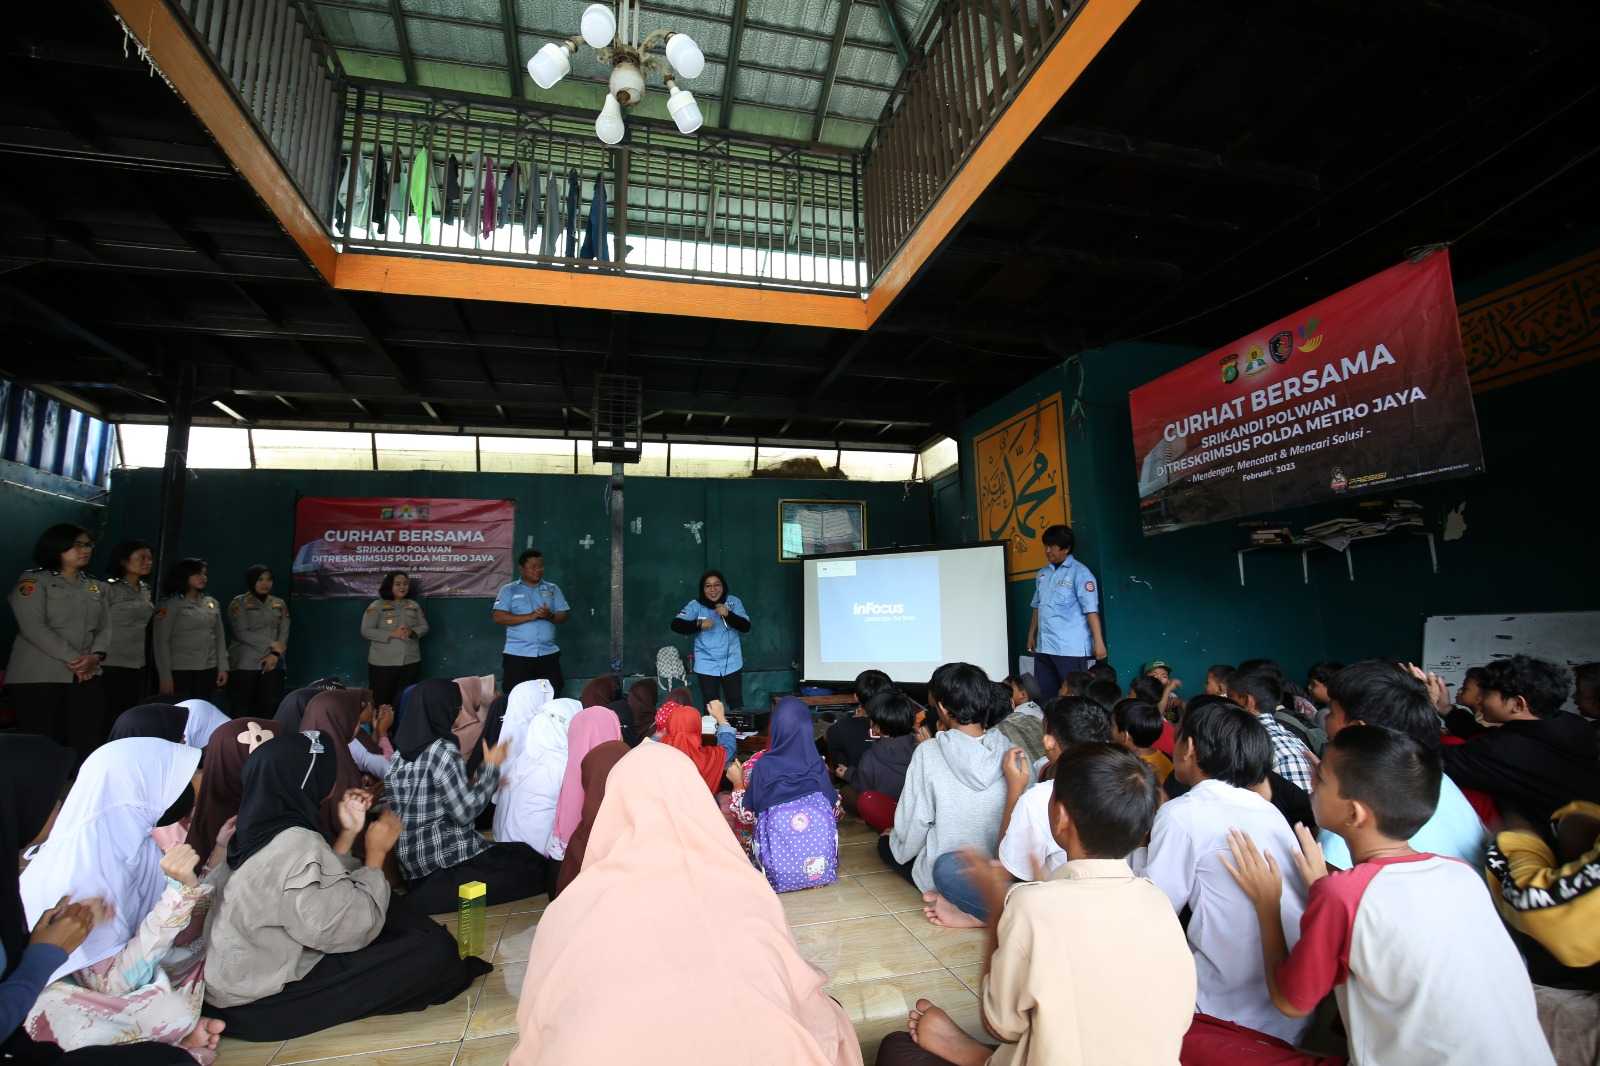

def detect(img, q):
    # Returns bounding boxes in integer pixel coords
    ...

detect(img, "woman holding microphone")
[363,570,428,712]
[670,569,751,709]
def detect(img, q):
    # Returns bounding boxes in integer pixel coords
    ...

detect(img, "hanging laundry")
[370,146,389,235]
[525,158,541,248]
[390,148,409,233]
[580,171,609,261]
[481,157,498,238]
[564,170,580,256]
[408,147,433,243]
[350,149,372,234]
[498,162,519,231]
[541,174,561,257]
[333,155,350,230]
[443,154,462,225]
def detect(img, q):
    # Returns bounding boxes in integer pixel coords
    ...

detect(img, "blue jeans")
[931,851,989,922]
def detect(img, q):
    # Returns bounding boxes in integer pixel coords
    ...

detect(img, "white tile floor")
[213,817,975,1066]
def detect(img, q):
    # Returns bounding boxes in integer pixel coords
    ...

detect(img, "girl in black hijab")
[106,704,188,744]
[272,677,345,732]
[203,732,487,1041]
[2,734,191,1064]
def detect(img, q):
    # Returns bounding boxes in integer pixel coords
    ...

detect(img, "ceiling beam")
[720,0,749,127]
[499,0,523,99]
[387,0,418,84]
[812,0,855,142]
[810,331,874,398]
[0,284,157,377]
[876,0,914,69]
[0,124,231,176]
[1038,125,1322,191]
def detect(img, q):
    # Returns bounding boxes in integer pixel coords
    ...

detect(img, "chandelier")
[526,0,706,144]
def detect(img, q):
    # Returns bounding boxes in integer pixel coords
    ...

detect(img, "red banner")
[1129,253,1484,535]
[291,497,515,599]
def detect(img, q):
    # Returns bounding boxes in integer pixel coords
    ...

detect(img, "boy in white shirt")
[1138,700,1312,1047]
[1224,725,1553,1066]
[994,697,1111,885]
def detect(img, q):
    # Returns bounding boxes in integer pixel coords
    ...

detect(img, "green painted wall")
[952,249,1598,692]
[97,468,932,706]
[0,468,105,668]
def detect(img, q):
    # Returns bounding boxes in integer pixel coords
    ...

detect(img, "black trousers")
[168,669,219,703]
[503,651,562,697]
[1031,654,1094,702]
[226,668,284,718]
[877,834,918,886]
[695,670,744,710]
[402,842,549,915]
[369,661,421,712]
[8,679,106,764]
[100,665,151,721]
[204,901,487,1042]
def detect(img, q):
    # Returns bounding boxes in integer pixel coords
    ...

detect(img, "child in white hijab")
[493,682,582,857]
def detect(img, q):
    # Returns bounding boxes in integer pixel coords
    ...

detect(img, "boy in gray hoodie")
[881,663,1015,893]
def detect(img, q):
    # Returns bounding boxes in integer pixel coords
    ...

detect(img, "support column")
[609,462,625,675]
[154,362,195,593]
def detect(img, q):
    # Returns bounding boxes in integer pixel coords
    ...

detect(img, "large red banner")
[1129,253,1484,535]
[291,497,515,599]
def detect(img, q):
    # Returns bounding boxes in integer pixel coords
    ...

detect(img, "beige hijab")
[452,673,496,755]
[508,742,863,1066]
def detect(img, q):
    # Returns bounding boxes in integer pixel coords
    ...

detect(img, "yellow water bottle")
[457,880,486,959]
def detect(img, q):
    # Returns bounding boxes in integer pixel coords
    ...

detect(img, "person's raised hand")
[30,897,95,953]
[708,699,728,724]
[337,789,373,833]
[208,815,238,868]
[364,809,403,855]
[715,602,730,618]
[1219,827,1282,911]
[1291,823,1327,888]
[699,617,715,631]
[375,705,395,738]
[725,759,745,790]
[160,842,202,887]
[482,738,511,768]
[1001,747,1031,792]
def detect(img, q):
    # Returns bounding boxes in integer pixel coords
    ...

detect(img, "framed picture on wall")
[778,499,867,562]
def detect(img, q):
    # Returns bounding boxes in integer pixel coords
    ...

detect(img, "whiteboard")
[1423,612,1600,711]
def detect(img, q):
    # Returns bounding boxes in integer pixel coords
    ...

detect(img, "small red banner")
[291,497,515,599]
[1129,253,1484,535]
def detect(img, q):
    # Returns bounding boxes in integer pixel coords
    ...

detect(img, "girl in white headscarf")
[493,683,582,858]
[19,737,227,1059]
[176,698,231,750]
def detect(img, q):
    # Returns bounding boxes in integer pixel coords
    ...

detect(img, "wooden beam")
[1038,124,1322,190]
[812,0,854,142]
[720,0,748,127]
[876,0,914,68]
[499,0,523,98]
[387,0,417,84]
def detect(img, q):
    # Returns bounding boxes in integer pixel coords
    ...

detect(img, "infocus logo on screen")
[852,601,906,616]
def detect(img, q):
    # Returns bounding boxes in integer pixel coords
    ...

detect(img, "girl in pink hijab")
[547,706,623,860]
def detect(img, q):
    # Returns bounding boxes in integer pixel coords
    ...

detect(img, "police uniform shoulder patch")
[1084,581,1096,593]
[229,598,242,614]
[156,607,168,619]
[205,598,217,609]
[86,581,100,595]
[17,578,37,598]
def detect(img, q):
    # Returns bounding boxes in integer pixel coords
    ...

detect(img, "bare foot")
[909,999,991,1066]
[922,891,984,929]
[180,1018,225,1051]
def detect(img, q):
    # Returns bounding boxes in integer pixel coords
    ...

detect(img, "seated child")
[19,738,226,1058]
[825,669,895,772]
[1574,662,1598,723]
[1111,699,1173,784]
[387,679,545,914]
[1222,725,1554,1066]
[883,664,1010,893]
[1228,665,1315,791]
[1319,661,1485,869]
[1441,655,1600,823]
[1084,679,1122,715]
[848,691,923,831]
[982,695,1116,910]
[204,732,485,1040]
[876,744,1196,1066]
[1128,676,1178,754]
[1305,661,1343,727]
[729,698,841,892]
[1088,662,1118,688]
[4,735,195,1065]
[994,675,1047,763]
[1060,669,1093,698]
[1139,700,1311,1047]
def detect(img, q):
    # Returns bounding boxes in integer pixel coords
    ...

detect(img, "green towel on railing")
[409,147,433,243]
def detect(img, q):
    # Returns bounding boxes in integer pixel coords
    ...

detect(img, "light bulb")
[664,33,705,79]
[528,42,571,89]
[580,4,616,49]
[595,94,626,144]
[667,83,703,134]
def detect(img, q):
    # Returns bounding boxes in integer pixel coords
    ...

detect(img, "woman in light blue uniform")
[670,569,751,710]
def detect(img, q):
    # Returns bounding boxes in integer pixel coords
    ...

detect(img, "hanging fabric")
[370,146,389,235]
[564,170,580,256]
[526,158,542,250]
[390,143,409,234]
[351,148,371,234]
[443,154,462,225]
[580,171,610,261]
[333,155,350,230]
[481,156,498,237]
[499,161,519,231]
[408,147,433,243]
[541,174,562,257]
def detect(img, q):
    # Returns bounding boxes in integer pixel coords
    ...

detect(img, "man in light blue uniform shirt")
[1026,524,1107,700]
[670,569,751,709]
[492,548,570,694]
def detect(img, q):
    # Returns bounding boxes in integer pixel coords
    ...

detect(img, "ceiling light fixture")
[527,0,706,141]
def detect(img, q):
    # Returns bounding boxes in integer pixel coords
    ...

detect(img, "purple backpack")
[752,791,838,893]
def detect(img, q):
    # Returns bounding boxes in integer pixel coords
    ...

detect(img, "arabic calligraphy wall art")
[974,393,1071,581]
[1459,246,1600,392]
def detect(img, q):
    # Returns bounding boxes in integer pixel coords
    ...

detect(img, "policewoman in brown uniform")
[101,538,156,717]
[362,570,429,712]
[227,563,291,717]
[6,523,111,760]
[152,556,228,701]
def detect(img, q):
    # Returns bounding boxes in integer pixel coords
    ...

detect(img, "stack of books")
[1241,499,1427,551]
